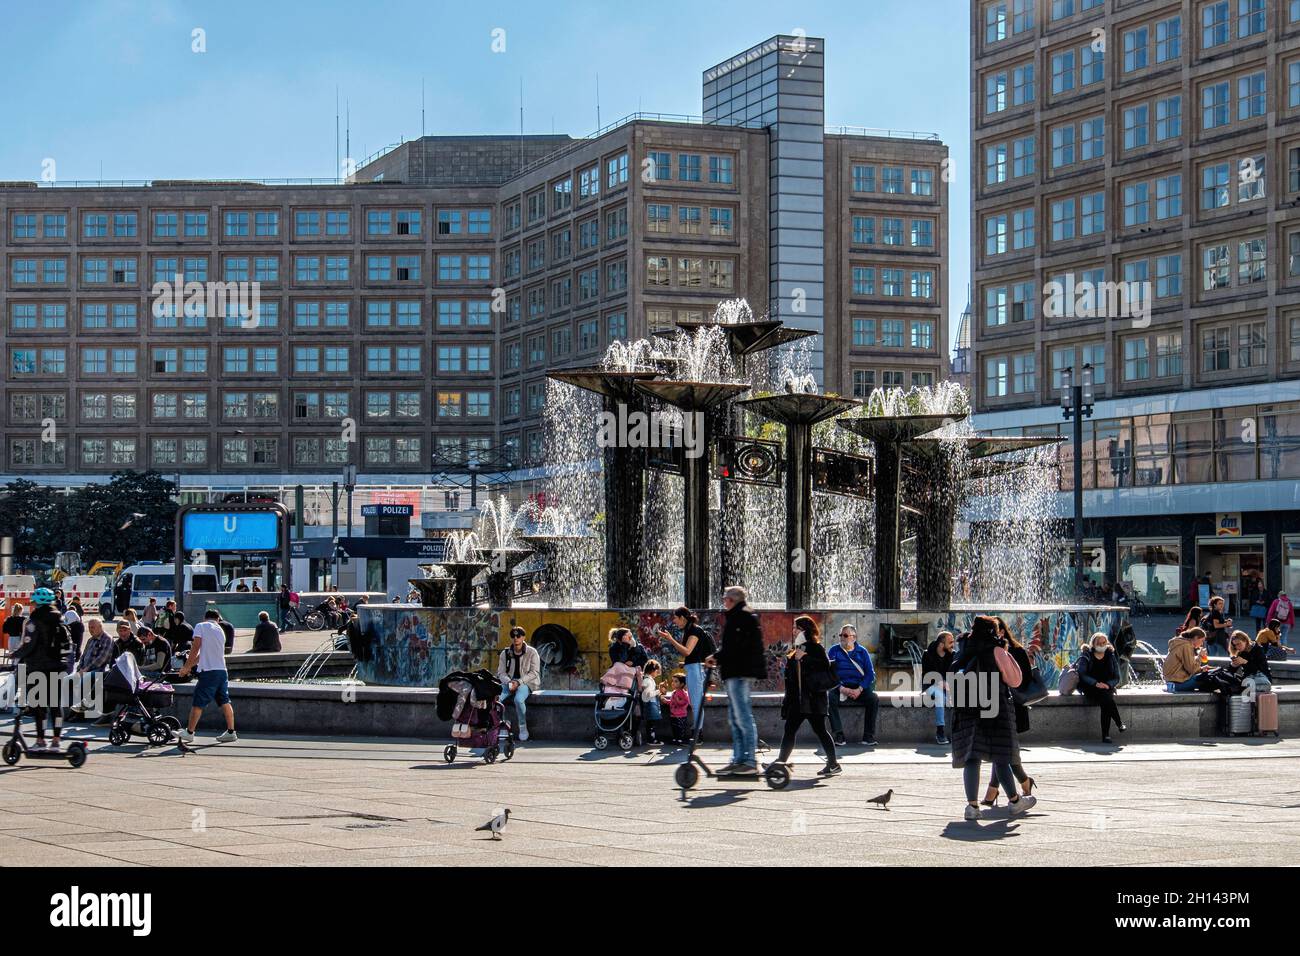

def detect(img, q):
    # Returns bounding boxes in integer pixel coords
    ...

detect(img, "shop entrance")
[1195,536,1265,618]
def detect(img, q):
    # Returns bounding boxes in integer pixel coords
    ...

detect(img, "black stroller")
[104,654,181,747]
[437,669,514,764]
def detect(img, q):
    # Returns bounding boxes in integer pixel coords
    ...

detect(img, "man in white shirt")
[177,608,237,743]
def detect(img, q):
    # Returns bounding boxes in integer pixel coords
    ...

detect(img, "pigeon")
[868,789,893,811]
[475,808,510,840]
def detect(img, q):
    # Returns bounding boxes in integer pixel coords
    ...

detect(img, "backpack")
[1057,661,1080,696]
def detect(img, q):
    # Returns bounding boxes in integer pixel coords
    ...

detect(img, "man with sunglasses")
[827,623,878,747]
[706,586,765,776]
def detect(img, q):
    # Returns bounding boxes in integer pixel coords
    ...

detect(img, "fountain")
[407,564,456,608]
[351,299,1125,696]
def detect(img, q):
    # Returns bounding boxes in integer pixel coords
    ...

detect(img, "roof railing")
[825,125,941,141]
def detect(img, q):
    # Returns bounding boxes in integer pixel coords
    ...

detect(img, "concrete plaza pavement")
[2,729,1299,866]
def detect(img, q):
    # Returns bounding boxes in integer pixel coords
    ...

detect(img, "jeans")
[828,685,879,740]
[964,758,1016,803]
[924,684,947,728]
[724,677,757,767]
[1282,623,1292,646]
[644,697,662,721]
[1166,676,1201,693]
[684,662,705,725]
[501,683,531,730]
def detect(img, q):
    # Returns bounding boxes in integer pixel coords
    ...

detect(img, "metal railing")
[826,125,941,141]
[26,177,348,189]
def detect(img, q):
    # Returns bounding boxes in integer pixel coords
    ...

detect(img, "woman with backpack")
[771,616,841,777]
[951,615,1035,821]
[1076,632,1126,743]
[13,588,72,752]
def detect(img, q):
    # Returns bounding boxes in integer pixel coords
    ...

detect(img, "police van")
[98,561,219,620]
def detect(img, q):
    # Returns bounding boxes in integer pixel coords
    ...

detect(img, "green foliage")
[0,472,178,568]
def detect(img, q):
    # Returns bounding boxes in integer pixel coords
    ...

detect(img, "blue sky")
[0,0,971,347]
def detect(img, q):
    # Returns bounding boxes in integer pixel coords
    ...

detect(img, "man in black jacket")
[708,585,766,776]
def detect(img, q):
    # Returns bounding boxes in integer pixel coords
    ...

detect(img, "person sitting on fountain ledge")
[1163,626,1212,692]
[498,626,542,742]
[608,627,649,668]
[827,624,879,747]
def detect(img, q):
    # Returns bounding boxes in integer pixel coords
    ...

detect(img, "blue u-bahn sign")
[174,502,292,595]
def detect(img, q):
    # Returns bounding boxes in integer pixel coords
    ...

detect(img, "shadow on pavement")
[940,819,1022,841]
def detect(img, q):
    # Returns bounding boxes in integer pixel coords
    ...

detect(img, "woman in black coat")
[951,615,1034,820]
[982,617,1036,806]
[1077,632,1126,743]
[772,616,840,776]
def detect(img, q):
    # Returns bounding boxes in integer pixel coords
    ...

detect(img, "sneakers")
[935,730,949,745]
[716,762,738,775]
[47,740,61,753]
[215,729,238,743]
[832,732,847,746]
[177,728,195,744]
[862,737,878,747]
[964,804,981,821]
[1008,794,1037,816]
[519,727,530,742]
[818,763,842,777]
[730,763,760,776]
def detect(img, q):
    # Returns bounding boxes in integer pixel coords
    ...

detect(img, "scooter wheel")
[108,727,129,747]
[618,732,635,752]
[484,747,498,764]
[443,745,456,763]
[674,764,699,790]
[1,741,19,766]
[593,734,609,750]
[66,743,87,768]
[765,763,791,790]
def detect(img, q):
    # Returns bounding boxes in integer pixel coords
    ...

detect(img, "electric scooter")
[673,667,789,796]
[2,709,88,767]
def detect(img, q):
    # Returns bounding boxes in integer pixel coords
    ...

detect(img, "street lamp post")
[1061,363,1095,597]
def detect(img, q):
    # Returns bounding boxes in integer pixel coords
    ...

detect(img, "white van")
[98,561,219,620]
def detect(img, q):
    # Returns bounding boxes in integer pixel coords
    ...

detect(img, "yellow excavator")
[49,552,123,585]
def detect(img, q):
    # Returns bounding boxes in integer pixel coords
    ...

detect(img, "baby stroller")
[593,661,642,752]
[437,669,514,764]
[104,654,181,746]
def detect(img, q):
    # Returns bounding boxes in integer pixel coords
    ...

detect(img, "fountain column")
[738,393,857,610]
[635,380,751,610]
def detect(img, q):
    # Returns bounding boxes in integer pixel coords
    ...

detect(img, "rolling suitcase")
[1255,691,1279,737]
[1221,694,1252,736]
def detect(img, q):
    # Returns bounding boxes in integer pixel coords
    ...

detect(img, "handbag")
[993,644,1023,688]
[1058,664,1080,696]
[1010,665,1049,706]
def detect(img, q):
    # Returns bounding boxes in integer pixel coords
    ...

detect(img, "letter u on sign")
[223,516,238,533]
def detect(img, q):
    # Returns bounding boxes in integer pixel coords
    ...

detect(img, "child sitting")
[640,660,663,744]
[660,673,692,744]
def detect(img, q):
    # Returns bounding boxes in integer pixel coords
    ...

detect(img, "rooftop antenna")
[345,99,350,174]
[421,76,426,138]
[596,72,601,130]
[334,86,340,182]
[519,77,524,170]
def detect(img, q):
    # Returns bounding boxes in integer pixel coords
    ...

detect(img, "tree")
[0,479,64,566]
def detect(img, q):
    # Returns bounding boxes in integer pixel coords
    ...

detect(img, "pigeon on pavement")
[476,808,510,840]
[868,789,893,810]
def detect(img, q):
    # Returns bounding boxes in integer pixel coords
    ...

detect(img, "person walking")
[177,609,238,744]
[983,619,1036,806]
[921,630,955,744]
[157,599,177,637]
[772,616,841,777]
[951,615,1035,821]
[1077,632,1125,743]
[657,605,714,727]
[498,626,542,742]
[2,603,26,650]
[142,597,159,630]
[707,585,765,777]
[827,623,878,747]
[1267,591,1294,647]
[277,584,292,629]
[250,611,281,653]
